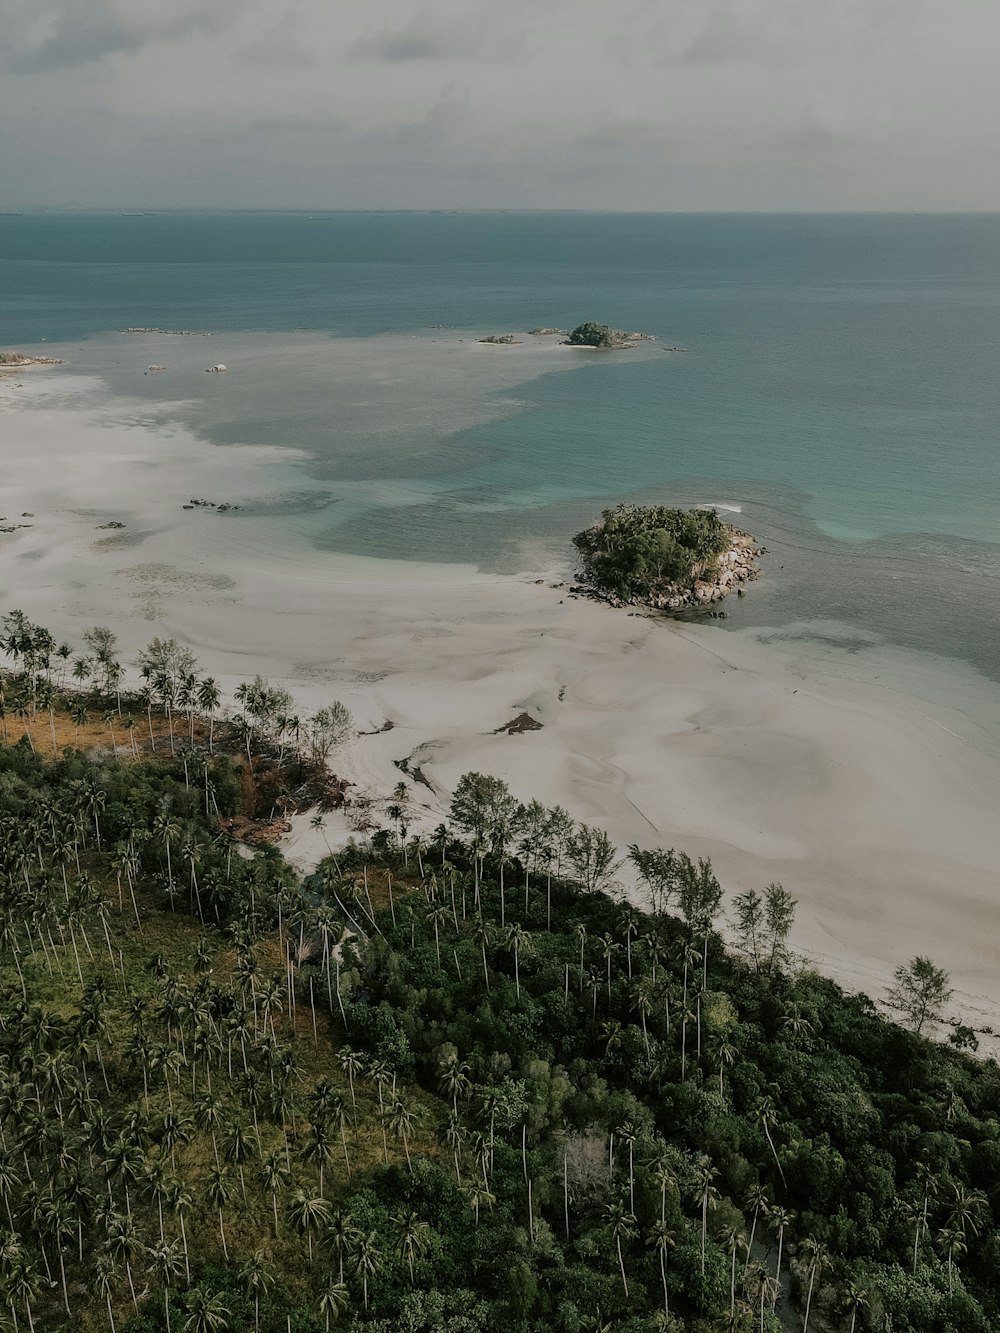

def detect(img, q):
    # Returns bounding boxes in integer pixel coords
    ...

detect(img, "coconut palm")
[604,1198,638,1298]
[238,1250,275,1333]
[205,1167,234,1259]
[350,1230,382,1311]
[947,1182,988,1241]
[755,1096,787,1189]
[768,1204,793,1308]
[385,1097,419,1170]
[472,915,491,991]
[146,1240,186,1333]
[647,1220,677,1319]
[287,1189,332,1263]
[437,1050,471,1116]
[720,1223,746,1315]
[317,1279,350,1331]
[797,1236,830,1333]
[840,1277,870,1333]
[744,1184,770,1268]
[182,1287,231,1333]
[504,921,530,999]
[465,1180,495,1227]
[688,1156,720,1277]
[393,1210,431,1283]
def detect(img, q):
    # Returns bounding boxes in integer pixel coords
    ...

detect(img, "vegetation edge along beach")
[0,607,996,1332]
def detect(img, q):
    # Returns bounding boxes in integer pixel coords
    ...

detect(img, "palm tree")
[238,1250,275,1333]
[604,1198,637,1298]
[756,1096,787,1188]
[351,1230,382,1311]
[472,915,491,991]
[437,1050,471,1116]
[104,1212,143,1311]
[504,921,530,999]
[182,1287,231,1333]
[197,677,221,752]
[647,1220,676,1319]
[947,1181,988,1241]
[287,1189,332,1263]
[163,1179,193,1284]
[317,1279,350,1331]
[744,1184,769,1268]
[688,1156,720,1277]
[393,1210,431,1283]
[797,1237,830,1333]
[223,1119,255,1200]
[647,1146,681,1225]
[840,1277,870,1333]
[146,1241,186,1333]
[617,1121,638,1213]
[428,903,449,972]
[465,1180,495,1227]
[259,1149,289,1237]
[768,1204,793,1309]
[205,1167,234,1259]
[715,1034,739,1100]
[92,1253,118,1333]
[901,1197,926,1273]
[324,1210,361,1284]
[153,812,180,903]
[301,1117,336,1199]
[719,1223,746,1315]
[385,1097,418,1170]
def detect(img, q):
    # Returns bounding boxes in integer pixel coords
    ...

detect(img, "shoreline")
[3,354,1000,1043]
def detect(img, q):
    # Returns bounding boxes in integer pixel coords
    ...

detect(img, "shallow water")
[3,210,1000,687]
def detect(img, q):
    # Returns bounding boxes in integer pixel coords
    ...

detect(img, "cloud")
[2,0,1000,209]
[353,3,526,63]
[5,0,245,73]
[240,10,313,68]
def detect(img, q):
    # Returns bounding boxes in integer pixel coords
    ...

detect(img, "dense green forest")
[0,610,998,1333]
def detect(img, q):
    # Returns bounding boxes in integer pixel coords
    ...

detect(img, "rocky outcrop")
[478,334,520,345]
[0,352,64,367]
[578,527,764,614]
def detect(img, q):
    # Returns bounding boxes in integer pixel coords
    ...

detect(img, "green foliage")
[566,322,616,348]
[0,737,998,1333]
[573,504,732,599]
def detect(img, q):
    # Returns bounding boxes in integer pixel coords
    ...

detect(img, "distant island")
[573,502,762,610]
[0,351,64,367]
[564,321,654,348]
[477,323,656,348]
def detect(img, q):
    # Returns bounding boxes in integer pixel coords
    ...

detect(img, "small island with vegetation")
[573,503,762,611]
[565,322,654,349]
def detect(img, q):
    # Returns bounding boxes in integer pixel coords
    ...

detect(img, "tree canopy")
[573,503,732,599]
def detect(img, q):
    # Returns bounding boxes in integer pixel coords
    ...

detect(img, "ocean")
[3,209,1000,684]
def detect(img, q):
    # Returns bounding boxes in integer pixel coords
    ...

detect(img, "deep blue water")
[3,211,1000,677]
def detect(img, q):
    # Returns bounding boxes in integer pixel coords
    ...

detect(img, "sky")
[2,0,998,211]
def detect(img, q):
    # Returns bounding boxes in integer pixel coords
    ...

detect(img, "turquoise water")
[3,211,1000,676]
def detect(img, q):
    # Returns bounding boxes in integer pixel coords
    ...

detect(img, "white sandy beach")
[2,349,1000,1038]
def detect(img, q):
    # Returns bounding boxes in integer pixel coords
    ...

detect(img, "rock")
[478,335,520,345]
[206,364,227,373]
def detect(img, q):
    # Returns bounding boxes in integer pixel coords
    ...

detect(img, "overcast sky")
[2,0,998,210]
